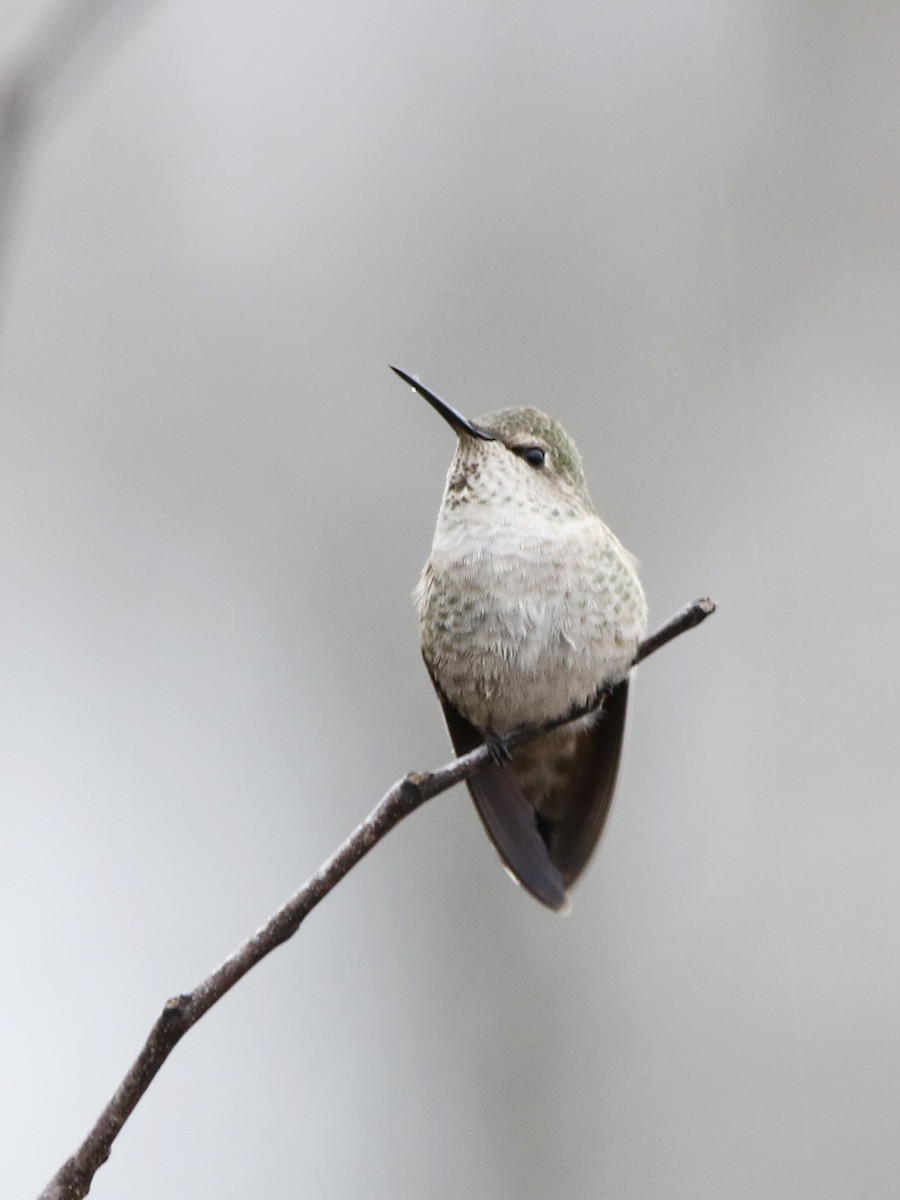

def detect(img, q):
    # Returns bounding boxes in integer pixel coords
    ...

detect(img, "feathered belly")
[418,530,646,733]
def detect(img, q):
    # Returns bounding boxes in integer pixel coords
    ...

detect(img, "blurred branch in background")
[37,598,715,1200]
[0,0,154,300]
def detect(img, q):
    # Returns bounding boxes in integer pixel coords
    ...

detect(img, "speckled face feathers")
[440,409,594,521]
[475,407,592,503]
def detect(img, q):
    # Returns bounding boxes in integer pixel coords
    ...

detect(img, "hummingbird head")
[391,366,593,514]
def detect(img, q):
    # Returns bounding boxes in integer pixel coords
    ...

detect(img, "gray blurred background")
[2,2,898,1197]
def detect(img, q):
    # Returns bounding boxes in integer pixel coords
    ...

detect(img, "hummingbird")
[393,366,648,912]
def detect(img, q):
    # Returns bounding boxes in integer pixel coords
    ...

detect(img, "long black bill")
[390,366,494,441]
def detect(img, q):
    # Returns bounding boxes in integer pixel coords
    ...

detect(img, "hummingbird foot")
[484,731,513,767]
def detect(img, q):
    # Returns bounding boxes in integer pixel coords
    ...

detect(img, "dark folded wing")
[426,669,569,912]
[544,678,631,887]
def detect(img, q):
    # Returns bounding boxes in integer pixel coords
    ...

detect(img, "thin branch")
[633,596,716,665]
[38,597,715,1200]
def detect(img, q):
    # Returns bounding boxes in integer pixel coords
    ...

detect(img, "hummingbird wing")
[543,678,631,888]
[425,670,569,912]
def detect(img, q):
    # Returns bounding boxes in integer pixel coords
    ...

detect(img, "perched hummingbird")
[393,367,648,913]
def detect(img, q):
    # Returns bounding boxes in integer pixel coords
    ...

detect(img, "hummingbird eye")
[516,446,546,469]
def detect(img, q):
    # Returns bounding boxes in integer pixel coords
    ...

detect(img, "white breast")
[418,509,647,732]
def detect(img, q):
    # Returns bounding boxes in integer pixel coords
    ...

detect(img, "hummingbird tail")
[426,670,569,911]
[466,762,570,911]
[542,677,631,887]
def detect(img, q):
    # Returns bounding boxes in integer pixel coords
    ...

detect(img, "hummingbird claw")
[485,731,512,767]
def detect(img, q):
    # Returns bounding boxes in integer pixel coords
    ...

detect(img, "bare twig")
[38,597,715,1200]
[633,596,716,665]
